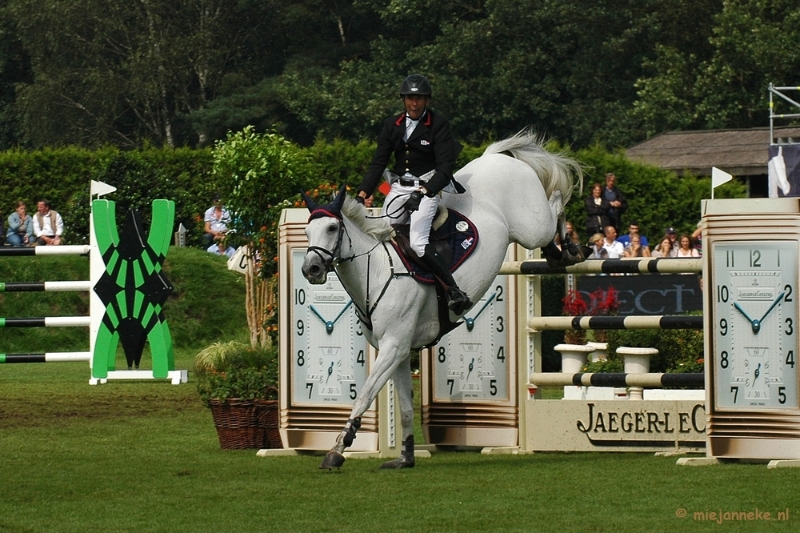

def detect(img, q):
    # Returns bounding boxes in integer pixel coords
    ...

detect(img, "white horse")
[301,132,583,469]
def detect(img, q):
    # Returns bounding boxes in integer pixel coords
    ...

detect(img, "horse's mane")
[342,196,395,242]
[483,130,584,204]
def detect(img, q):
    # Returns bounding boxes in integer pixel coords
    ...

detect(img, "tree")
[7,0,279,148]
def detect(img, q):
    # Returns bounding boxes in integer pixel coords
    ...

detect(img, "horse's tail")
[483,130,583,205]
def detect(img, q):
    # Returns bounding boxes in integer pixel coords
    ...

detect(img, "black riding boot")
[420,244,472,315]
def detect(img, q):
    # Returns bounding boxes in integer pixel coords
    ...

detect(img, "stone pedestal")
[618,346,658,400]
[586,341,608,362]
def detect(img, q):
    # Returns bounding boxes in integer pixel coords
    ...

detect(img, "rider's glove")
[354,195,365,205]
[405,190,423,213]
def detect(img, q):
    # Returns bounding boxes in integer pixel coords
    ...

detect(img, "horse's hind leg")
[379,356,415,469]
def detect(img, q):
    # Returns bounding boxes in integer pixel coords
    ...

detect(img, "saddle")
[389,207,479,345]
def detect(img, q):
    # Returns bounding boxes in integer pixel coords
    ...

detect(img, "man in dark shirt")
[603,173,628,231]
[355,74,470,315]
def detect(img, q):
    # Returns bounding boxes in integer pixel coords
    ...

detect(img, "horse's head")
[300,184,347,284]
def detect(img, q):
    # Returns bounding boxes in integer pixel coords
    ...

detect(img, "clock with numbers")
[432,277,510,402]
[290,248,370,406]
[711,241,799,410]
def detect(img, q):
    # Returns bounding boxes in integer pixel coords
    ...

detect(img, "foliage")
[604,312,704,374]
[195,341,279,406]
[212,126,314,278]
[561,289,587,345]
[0,0,789,152]
[0,146,215,247]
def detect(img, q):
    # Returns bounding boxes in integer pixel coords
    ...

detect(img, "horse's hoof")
[319,451,346,470]
[379,455,415,469]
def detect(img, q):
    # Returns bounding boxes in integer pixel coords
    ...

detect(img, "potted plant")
[555,290,594,373]
[195,341,282,450]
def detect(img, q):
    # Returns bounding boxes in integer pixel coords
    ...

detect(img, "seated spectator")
[600,225,624,259]
[616,222,649,249]
[623,235,651,258]
[675,233,700,257]
[652,236,675,258]
[6,201,34,247]
[32,199,63,246]
[565,220,580,246]
[588,233,605,258]
[665,227,678,251]
[203,194,231,247]
[584,183,611,236]
[207,239,236,258]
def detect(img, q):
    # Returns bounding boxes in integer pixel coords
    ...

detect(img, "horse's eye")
[328,222,338,233]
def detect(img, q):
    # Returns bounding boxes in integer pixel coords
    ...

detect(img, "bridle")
[306,209,347,274]
[305,207,402,333]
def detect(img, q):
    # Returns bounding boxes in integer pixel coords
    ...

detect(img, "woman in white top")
[651,236,674,258]
[675,234,700,257]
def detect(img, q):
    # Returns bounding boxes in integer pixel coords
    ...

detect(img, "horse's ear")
[300,189,318,212]
[330,184,347,213]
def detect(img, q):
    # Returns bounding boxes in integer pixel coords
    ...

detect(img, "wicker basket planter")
[209,398,282,450]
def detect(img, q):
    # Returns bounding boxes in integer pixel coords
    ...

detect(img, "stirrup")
[446,287,472,315]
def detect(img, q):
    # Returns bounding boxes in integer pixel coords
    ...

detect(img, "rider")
[355,74,472,315]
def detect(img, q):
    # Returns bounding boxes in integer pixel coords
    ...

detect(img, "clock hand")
[758,291,786,326]
[733,302,759,332]
[310,301,354,334]
[329,300,354,327]
[326,361,334,383]
[465,292,497,332]
[754,362,761,382]
[466,358,474,379]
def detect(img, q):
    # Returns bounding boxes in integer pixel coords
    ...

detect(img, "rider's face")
[403,95,429,120]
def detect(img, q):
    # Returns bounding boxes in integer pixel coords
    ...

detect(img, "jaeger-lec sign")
[526,400,705,452]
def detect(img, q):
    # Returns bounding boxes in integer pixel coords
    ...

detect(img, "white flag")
[90,180,117,198]
[711,167,732,189]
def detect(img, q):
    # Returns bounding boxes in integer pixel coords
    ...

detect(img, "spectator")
[207,239,235,258]
[675,233,700,258]
[203,194,231,247]
[6,201,34,247]
[652,236,674,258]
[600,225,624,259]
[565,220,580,246]
[691,223,703,256]
[623,234,651,258]
[32,199,64,246]
[665,227,678,251]
[584,183,610,237]
[603,172,628,231]
[588,233,605,258]
[616,222,649,249]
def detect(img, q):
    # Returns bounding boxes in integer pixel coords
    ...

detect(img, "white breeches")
[382,181,441,258]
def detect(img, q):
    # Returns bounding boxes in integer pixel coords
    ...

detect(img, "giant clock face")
[712,241,799,410]
[291,248,369,405]
[432,276,510,401]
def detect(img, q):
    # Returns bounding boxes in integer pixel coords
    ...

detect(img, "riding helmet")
[399,74,432,97]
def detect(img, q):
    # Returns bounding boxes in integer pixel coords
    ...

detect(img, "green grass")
[3,358,800,532]
[2,249,800,532]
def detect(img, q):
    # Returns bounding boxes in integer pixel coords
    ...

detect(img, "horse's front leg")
[319,337,409,470]
[379,355,415,469]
